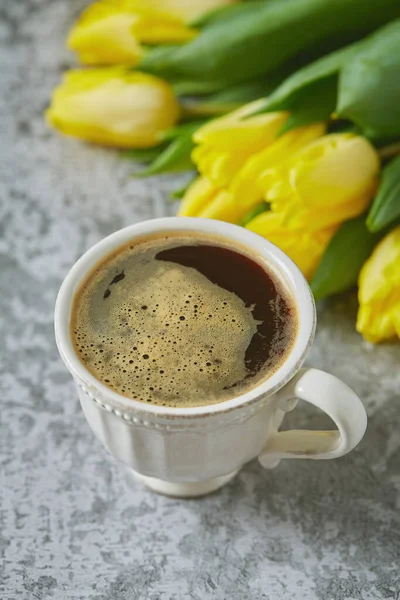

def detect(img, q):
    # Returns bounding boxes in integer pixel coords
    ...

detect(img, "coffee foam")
[71,235,296,407]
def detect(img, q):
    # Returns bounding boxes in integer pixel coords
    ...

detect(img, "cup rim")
[55,217,316,417]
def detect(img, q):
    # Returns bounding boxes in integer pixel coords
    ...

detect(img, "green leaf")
[181,71,292,116]
[240,202,270,226]
[310,215,383,301]
[337,20,400,139]
[120,144,167,164]
[172,79,223,96]
[367,154,400,232]
[131,121,205,177]
[251,42,361,115]
[278,76,337,133]
[160,120,207,141]
[189,1,264,28]
[140,0,400,94]
[132,132,195,178]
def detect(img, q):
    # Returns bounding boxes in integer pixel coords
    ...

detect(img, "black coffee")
[71,232,297,408]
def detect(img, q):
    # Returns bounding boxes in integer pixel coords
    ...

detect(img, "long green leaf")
[367,155,400,232]
[172,79,223,96]
[190,0,265,28]
[337,20,400,139]
[278,76,337,133]
[121,144,167,164]
[180,74,290,116]
[131,121,205,177]
[140,0,400,94]
[132,133,195,178]
[160,120,207,141]
[251,42,361,115]
[310,215,383,301]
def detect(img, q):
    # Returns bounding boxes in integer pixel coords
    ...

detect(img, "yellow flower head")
[179,122,325,226]
[46,68,180,148]
[356,227,400,343]
[67,0,237,66]
[246,211,337,280]
[67,0,197,66]
[178,176,242,224]
[192,100,289,188]
[264,133,380,230]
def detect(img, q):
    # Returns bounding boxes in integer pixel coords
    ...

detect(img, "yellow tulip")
[246,211,337,280]
[46,68,180,148]
[263,133,380,231]
[180,124,325,225]
[67,0,197,66]
[67,0,237,66]
[356,227,400,343]
[192,101,288,188]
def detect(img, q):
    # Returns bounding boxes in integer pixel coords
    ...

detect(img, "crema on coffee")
[71,232,298,408]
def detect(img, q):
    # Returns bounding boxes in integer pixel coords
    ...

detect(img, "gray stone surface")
[1,1,400,598]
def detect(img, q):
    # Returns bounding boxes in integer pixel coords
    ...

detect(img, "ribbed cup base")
[130,470,239,498]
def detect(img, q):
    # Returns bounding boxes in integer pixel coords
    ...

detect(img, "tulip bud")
[67,0,197,66]
[356,227,400,342]
[46,68,180,148]
[67,0,237,66]
[265,133,380,230]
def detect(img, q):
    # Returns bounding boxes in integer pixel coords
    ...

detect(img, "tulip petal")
[192,105,288,187]
[293,134,380,210]
[356,226,400,342]
[198,189,243,223]
[232,122,325,206]
[246,211,336,280]
[177,177,218,216]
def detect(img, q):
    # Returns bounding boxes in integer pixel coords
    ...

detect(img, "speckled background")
[1,2,400,599]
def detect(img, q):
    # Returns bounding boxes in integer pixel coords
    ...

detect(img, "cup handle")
[259,368,367,468]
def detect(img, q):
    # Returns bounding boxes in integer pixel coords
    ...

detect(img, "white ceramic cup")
[55,217,367,498]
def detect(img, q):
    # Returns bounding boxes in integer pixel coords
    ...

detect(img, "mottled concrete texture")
[1,2,400,599]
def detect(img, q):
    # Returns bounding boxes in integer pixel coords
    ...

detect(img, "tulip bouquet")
[47,0,400,343]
